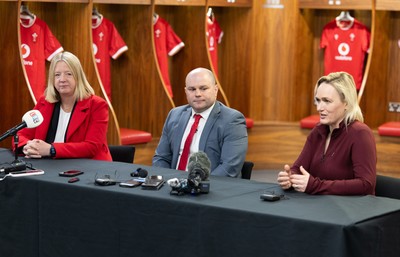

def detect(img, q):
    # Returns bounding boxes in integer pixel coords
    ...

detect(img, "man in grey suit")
[152,67,248,177]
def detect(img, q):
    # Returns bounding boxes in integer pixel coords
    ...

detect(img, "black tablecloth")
[1,149,400,257]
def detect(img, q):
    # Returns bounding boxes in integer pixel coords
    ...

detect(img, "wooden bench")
[245,117,254,129]
[300,114,319,129]
[120,128,152,145]
[378,122,400,137]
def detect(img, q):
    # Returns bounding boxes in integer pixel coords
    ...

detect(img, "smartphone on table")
[119,179,143,188]
[59,170,84,177]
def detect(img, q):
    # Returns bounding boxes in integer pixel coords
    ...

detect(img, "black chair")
[375,175,400,199]
[108,145,135,163]
[241,161,254,180]
[375,175,400,200]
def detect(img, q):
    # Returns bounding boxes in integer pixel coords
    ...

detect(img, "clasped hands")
[277,164,310,192]
[22,139,51,158]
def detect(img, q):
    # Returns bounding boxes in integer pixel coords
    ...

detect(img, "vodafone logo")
[335,43,352,61]
[209,36,215,50]
[93,43,98,55]
[338,43,350,56]
[21,44,30,59]
[93,43,101,63]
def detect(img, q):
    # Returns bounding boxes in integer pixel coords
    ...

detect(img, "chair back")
[241,161,254,180]
[108,145,135,163]
[376,175,400,200]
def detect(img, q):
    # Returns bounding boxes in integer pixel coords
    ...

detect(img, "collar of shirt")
[191,102,215,121]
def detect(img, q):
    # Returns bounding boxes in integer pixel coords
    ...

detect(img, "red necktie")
[178,114,202,171]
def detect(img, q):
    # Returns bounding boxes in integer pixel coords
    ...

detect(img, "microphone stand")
[12,134,26,167]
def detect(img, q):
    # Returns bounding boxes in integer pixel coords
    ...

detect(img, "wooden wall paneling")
[208,0,251,7]
[384,11,400,122]
[20,1,120,144]
[155,0,205,6]
[359,11,388,128]
[377,0,400,11]
[209,6,252,117]
[95,3,172,139]
[94,0,150,4]
[250,0,302,122]
[298,0,372,10]
[154,5,212,107]
[0,1,34,149]
[294,8,316,119]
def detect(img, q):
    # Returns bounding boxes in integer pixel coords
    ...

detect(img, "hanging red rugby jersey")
[206,15,223,76]
[320,19,370,90]
[153,14,185,98]
[92,15,128,101]
[20,15,63,101]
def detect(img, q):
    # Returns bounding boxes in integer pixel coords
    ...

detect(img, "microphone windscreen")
[131,168,148,178]
[188,151,211,180]
[22,110,43,128]
[137,168,148,178]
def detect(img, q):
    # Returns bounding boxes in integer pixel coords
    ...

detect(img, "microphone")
[0,162,27,174]
[0,110,44,142]
[168,151,211,196]
[187,151,211,187]
[130,168,148,178]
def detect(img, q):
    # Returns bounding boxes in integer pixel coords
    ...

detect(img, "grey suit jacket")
[152,101,248,177]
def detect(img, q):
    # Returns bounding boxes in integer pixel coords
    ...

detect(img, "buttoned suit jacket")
[153,101,248,177]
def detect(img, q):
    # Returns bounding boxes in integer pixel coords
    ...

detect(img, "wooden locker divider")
[296,0,375,127]
[298,0,372,10]
[368,0,400,125]
[0,1,34,149]
[206,0,253,119]
[154,0,223,107]
[377,0,400,11]
[250,0,305,122]
[14,0,120,145]
[92,1,171,144]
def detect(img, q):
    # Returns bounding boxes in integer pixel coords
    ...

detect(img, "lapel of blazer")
[173,105,192,152]
[65,97,91,141]
[199,102,221,151]
[35,101,55,140]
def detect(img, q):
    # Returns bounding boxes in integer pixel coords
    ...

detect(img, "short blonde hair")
[314,71,363,124]
[45,51,94,103]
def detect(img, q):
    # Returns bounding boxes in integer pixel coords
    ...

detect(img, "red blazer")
[15,95,112,161]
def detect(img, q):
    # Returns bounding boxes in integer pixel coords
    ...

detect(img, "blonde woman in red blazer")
[15,51,112,161]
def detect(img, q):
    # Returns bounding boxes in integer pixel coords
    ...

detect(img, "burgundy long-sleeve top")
[292,121,376,195]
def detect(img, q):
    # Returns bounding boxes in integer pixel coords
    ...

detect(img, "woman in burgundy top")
[277,72,376,195]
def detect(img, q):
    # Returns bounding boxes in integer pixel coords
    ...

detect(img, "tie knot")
[194,114,202,120]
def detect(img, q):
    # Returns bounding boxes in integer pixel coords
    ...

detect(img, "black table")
[1,149,400,257]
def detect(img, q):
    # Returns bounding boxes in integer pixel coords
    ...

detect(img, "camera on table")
[95,175,116,186]
[168,175,210,196]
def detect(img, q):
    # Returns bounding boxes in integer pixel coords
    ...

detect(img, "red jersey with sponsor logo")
[320,19,370,90]
[20,15,63,101]
[153,14,185,98]
[92,15,128,101]
[206,16,223,76]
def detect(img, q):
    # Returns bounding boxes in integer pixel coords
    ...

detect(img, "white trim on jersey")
[46,47,64,61]
[112,45,128,59]
[168,42,185,56]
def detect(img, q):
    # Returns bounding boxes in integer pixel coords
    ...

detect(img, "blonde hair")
[45,51,95,103]
[315,72,363,124]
